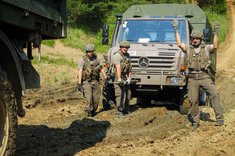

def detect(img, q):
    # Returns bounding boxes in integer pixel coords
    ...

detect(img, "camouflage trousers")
[188,76,224,124]
[114,84,131,113]
[83,80,101,112]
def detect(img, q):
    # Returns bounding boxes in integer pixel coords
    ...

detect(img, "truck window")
[119,19,187,44]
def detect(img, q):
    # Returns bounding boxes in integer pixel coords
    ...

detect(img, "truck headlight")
[170,77,179,85]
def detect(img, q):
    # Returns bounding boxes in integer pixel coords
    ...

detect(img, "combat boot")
[87,111,96,117]
[115,111,124,117]
[110,101,116,109]
[215,119,224,126]
[87,112,92,117]
[123,108,129,115]
[17,107,26,118]
[192,122,200,130]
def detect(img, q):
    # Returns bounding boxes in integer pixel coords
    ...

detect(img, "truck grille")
[131,49,179,74]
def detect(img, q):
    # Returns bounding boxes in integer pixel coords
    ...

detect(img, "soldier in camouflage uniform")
[112,41,132,116]
[173,20,224,129]
[77,44,107,117]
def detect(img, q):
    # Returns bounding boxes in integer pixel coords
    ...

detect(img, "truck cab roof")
[123,4,208,32]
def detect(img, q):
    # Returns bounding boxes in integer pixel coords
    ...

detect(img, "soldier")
[173,19,224,129]
[112,41,132,116]
[77,44,107,117]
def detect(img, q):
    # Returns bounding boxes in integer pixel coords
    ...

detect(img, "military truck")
[102,4,215,111]
[0,0,67,155]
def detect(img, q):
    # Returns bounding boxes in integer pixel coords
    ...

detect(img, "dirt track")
[16,1,235,156]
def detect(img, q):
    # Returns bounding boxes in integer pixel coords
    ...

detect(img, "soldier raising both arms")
[173,19,224,129]
[77,44,107,117]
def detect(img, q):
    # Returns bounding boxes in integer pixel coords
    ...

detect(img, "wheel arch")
[0,29,26,96]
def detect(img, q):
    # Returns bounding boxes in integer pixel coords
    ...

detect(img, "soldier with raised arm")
[173,19,224,129]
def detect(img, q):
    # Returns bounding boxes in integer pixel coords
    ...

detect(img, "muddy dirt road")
[16,1,235,156]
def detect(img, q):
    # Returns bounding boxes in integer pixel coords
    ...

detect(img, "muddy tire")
[0,67,17,156]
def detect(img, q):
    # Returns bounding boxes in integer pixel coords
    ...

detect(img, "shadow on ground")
[16,118,110,156]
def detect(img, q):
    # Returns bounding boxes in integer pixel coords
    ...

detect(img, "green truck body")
[0,1,67,155]
[0,0,67,39]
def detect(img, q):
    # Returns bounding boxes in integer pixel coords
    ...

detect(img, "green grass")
[32,55,77,68]
[61,26,95,49]
[32,55,76,86]
[52,72,71,85]
[206,11,228,42]
[42,40,55,48]
[60,25,110,54]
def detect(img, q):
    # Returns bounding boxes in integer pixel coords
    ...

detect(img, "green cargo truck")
[102,4,215,111]
[0,0,67,155]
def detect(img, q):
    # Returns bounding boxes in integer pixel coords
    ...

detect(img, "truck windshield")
[119,19,187,44]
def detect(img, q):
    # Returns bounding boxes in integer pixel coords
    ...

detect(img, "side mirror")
[203,28,211,42]
[102,24,109,45]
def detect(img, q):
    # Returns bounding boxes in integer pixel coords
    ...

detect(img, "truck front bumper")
[131,74,186,86]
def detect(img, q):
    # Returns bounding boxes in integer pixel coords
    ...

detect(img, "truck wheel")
[179,94,190,115]
[0,67,17,156]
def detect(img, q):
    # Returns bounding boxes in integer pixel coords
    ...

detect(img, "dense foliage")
[67,0,226,31]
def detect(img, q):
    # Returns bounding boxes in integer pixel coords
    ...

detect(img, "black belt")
[87,76,99,82]
[188,72,207,79]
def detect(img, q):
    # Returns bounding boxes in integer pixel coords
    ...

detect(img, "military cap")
[85,44,95,52]
[119,40,130,48]
[190,30,203,39]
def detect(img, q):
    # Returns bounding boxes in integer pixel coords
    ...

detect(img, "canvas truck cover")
[123,4,209,33]
[0,0,67,39]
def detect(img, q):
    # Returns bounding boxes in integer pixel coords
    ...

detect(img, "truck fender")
[0,29,26,95]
